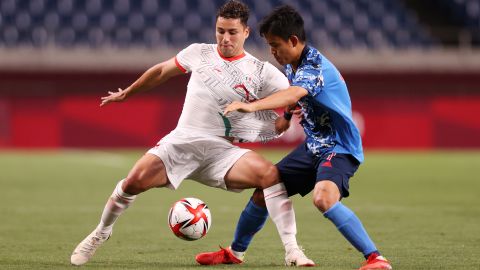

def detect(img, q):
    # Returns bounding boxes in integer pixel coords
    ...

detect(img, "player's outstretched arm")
[223,86,308,115]
[100,57,183,107]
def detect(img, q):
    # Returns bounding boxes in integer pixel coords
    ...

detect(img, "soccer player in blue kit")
[196,5,392,270]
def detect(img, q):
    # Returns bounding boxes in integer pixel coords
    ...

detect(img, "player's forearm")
[123,63,169,98]
[250,87,301,112]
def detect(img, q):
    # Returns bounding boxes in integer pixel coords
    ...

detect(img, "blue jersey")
[285,46,364,163]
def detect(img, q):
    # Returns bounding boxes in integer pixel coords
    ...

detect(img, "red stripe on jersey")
[216,47,246,62]
[174,56,188,73]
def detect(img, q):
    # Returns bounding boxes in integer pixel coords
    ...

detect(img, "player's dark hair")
[259,5,306,42]
[216,0,250,27]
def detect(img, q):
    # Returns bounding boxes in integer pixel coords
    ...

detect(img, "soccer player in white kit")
[70,0,314,267]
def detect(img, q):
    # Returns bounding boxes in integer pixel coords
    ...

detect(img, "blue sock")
[230,198,269,252]
[324,202,379,258]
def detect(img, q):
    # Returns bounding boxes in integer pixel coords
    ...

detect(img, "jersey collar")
[298,45,310,66]
[287,45,311,73]
[216,46,246,62]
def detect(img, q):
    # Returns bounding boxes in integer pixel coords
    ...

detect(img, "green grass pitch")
[1,149,479,269]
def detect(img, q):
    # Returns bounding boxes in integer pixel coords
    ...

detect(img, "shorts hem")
[146,148,178,190]
[219,149,251,192]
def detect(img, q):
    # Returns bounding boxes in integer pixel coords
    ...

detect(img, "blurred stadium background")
[0,0,479,149]
[1,1,480,269]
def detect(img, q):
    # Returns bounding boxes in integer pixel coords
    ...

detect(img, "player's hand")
[286,104,303,119]
[100,88,127,107]
[292,107,303,119]
[223,101,253,115]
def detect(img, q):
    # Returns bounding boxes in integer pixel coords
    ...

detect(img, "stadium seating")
[0,0,442,49]
[437,0,480,43]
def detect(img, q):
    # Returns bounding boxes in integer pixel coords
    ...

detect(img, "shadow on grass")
[91,261,285,269]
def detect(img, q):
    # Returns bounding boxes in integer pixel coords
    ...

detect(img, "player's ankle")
[284,241,300,253]
[365,251,381,260]
[229,247,245,261]
[95,224,113,237]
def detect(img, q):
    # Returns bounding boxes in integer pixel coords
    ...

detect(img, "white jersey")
[174,43,289,143]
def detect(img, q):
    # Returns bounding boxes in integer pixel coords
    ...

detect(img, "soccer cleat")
[70,229,111,266]
[358,253,392,270]
[284,247,315,267]
[195,246,243,265]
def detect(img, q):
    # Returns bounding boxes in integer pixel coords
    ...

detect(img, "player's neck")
[291,43,306,71]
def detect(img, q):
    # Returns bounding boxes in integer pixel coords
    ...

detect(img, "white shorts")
[147,129,250,192]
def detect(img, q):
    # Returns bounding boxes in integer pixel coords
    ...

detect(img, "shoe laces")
[214,246,229,259]
[287,246,306,256]
[286,246,309,261]
[78,233,108,255]
[285,246,313,267]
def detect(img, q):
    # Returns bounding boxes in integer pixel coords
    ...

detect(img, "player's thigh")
[224,151,278,190]
[124,153,170,194]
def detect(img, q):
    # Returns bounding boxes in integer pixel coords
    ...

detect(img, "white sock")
[96,179,136,236]
[229,247,245,261]
[263,183,299,253]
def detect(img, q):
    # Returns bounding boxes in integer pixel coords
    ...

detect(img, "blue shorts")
[276,143,360,198]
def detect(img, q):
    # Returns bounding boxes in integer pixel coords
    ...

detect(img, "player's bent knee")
[313,194,337,213]
[313,181,341,212]
[123,169,157,195]
[123,156,169,195]
[258,164,280,189]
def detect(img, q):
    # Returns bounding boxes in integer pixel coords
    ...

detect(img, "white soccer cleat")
[70,229,111,266]
[285,247,315,267]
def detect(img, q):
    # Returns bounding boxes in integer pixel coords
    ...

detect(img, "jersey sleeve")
[260,62,290,98]
[291,64,324,97]
[175,43,202,73]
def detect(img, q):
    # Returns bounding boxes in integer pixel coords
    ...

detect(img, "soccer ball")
[168,197,212,241]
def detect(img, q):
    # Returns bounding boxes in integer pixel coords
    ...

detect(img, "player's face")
[216,17,249,58]
[264,33,297,66]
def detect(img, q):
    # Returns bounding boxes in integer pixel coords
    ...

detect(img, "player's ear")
[289,35,300,48]
[244,25,250,39]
